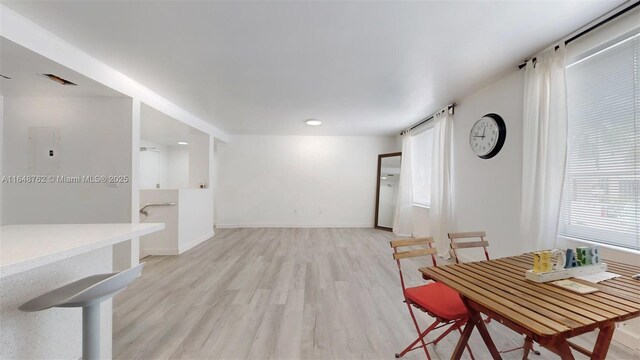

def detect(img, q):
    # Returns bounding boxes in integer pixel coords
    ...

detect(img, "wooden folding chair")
[447,231,540,357]
[447,231,491,263]
[390,237,475,360]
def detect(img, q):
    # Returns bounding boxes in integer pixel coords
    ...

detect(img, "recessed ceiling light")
[381,176,387,180]
[177,141,188,145]
[305,119,322,126]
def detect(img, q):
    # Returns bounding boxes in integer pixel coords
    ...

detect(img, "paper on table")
[575,271,621,283]
[551,280,599,294]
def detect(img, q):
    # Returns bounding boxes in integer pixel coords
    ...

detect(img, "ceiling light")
[177,141,188,145]
[38,73,77,86]
[381,176,387,180]
[305,119,322,126]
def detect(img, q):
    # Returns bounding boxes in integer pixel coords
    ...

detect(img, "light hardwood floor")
[113,228,638,359]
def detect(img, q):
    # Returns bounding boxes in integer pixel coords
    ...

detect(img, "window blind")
[411,127,434,207]
[560,30,639,250]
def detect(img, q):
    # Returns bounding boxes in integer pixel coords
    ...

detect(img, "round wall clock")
[469,113,506,159]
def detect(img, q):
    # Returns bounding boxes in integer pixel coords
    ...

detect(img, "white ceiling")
[2,1,624,135]
[0,37,124,98]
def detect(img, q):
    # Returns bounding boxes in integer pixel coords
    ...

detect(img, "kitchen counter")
[0,222,164,359]
[0,223,164,278]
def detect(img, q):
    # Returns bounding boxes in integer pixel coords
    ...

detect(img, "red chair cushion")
[404,282,468,320]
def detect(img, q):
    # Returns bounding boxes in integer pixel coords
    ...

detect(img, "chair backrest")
[390,237,437,290]
[447,231,490,263]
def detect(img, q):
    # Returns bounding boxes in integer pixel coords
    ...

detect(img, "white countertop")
[0,223,164,278]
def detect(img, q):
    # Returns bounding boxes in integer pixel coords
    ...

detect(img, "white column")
[113,98,141,270]
[130,98,141,262]
[210,135,215,231]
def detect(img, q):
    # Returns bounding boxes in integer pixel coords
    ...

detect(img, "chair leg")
[396,304,437,359]
[395,322,436,359]
[430,321,460,345]
[410,304,431,360]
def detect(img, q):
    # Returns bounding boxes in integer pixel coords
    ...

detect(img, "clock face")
[469,114,506,159]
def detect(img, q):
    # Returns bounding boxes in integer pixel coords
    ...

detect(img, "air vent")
[0,74,11,79]
[38,73,77,86]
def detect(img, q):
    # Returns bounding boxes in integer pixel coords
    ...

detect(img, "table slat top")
[420,254,640,338]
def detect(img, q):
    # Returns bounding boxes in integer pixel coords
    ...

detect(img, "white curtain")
[393,131,414,236]
[520,46,568,252]
[429,110,454,257]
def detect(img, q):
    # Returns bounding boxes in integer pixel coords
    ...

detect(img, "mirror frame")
[375,152,401,231]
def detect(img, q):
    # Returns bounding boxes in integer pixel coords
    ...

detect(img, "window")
[560,30,639,250]
[411,127,434,207]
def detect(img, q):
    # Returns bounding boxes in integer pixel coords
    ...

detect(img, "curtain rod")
[400,103,456,135]
[518,0,639,69]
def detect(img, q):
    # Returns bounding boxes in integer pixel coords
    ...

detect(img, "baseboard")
[215,223,372,229]
[142,248,179,256]
[178,230,215,254]
[141,231,215,257]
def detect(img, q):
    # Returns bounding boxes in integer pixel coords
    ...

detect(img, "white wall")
[139,188,213,256]
[168,146,189,188]
[2,97,132,224]
[139,189,179,256]
[178,188,214,251]
[139,140,169,189]
[450,70,525,259]
[215,135,397,227]
[188,131,209,189]
[139,140,189,189]
[409,70,525,261]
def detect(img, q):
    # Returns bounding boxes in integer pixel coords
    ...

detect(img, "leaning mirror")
[375,152,401,231]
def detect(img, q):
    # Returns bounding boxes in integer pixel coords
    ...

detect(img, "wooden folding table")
[420,254,640,360]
